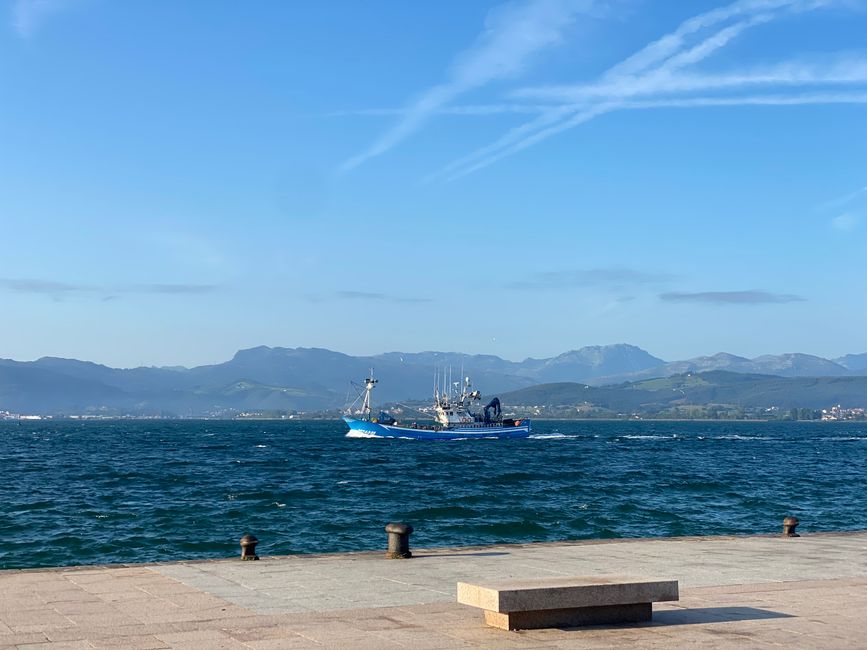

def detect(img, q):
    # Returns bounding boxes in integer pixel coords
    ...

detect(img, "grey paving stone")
[0,533,865,648]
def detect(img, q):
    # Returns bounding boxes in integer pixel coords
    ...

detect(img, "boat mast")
[361,369,377,421]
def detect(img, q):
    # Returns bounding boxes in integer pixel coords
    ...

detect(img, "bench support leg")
[484,602,652,631]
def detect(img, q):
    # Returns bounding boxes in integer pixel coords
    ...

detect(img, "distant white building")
[821,404,866,421]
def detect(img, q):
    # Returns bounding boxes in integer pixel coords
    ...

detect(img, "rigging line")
[343,381,365,412]
[395,402,437,419]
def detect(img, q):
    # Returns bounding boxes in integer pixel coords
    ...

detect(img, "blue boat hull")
[343,416,531,440]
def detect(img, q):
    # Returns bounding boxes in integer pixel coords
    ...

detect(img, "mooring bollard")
[782,516,800,538]
[385,522,414,559]
[240,533,260,560]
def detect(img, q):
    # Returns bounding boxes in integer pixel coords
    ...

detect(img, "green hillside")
[498,371,867,417]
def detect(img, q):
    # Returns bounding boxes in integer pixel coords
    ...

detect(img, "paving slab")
[0,532,865,648]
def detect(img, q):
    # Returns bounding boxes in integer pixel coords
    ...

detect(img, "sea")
[2,419,865,570]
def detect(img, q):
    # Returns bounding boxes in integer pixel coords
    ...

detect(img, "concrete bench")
[457,575,679,631]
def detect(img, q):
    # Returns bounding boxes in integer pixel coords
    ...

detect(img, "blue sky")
[2,0,866,367]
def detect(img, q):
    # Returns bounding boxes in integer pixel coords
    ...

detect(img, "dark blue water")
[1,420,865,569]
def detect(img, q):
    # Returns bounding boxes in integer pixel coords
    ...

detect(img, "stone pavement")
[1,532,866,648]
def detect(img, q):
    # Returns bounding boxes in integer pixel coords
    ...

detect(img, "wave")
[619,434,677,440]
[5,418,867,570]
[463,520,549,537]
[481,471,542,485]
[402,506,481,519]
[345,431,379,438]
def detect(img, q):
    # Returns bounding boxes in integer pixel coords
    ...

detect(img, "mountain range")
[0,344,865,415]
[499,371,867,413]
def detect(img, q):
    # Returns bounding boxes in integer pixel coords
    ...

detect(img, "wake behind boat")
[343,371,531,440]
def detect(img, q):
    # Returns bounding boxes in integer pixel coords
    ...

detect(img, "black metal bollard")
[240,533,260,560]
[782,516,800,538]
[385,522,413,559]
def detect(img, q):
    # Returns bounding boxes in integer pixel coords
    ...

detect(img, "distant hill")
[499,371,867,413]
[835,353,867,372]
[1,344,866,415]
[374,343,664,382]
[0,362,129,413]
[516,345,665,383]
[0,347,536,415]
[593,352,850,385]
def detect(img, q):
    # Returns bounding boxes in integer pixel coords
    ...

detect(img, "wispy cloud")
[339,0,597,172]
[831,213,860,230]
[335,290,390,300]
[322,290,432,304]
[0,277,220,298]
[622,91,867,109]
[514,55,867,101]
[12,0,73,38]
[124,284,219,294]
[507,267,673,290]
[819,184,865,229]
[342,0,865,180]
[434,0,849,179]
[821,184,867,210]
[0,277,86,294]
[424,104,588,183]
[351,90,867,121]
[411,90,867,180]
[599,0,815,79]
[331,104,557,117]
[660,290,805,304]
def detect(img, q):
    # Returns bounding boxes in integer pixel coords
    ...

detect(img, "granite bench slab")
[457,575,679,630]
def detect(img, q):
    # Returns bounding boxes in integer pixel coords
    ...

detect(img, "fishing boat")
[343,371,531,440]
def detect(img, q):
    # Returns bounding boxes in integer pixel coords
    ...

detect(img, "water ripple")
[1,419,866,569]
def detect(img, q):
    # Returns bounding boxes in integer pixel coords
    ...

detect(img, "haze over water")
[2,419,865,570]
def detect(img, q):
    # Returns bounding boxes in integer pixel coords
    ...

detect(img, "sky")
[1,0,866,368]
